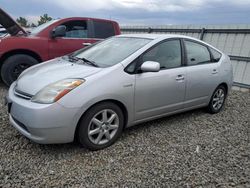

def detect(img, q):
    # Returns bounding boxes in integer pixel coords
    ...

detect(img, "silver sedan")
[6,34,233,150]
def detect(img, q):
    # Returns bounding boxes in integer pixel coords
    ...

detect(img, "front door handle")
[83,42,92,46]
[176,75,185,81]
[212,69,218,74]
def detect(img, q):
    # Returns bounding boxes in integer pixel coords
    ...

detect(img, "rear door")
[48,20,98,59]
[134,39,186,120]
[183,39,220,107]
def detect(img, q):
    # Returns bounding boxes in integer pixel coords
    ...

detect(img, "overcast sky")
[1,0,250,25]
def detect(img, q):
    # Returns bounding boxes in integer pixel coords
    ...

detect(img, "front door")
[134,39,186,121]
[48,20,98,59]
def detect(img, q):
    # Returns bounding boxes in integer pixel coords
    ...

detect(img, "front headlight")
[31,79,85,104]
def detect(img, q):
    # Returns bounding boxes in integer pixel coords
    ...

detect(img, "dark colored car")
[0,8,120,85]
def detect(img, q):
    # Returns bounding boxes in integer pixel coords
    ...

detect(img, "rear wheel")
[207,85,227,114]
[1,54,38,86]
[77,102,124,150]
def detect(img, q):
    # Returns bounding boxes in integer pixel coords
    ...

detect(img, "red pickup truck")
[0,8,120,85]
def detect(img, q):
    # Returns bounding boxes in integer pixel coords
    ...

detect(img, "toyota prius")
[6,34,233,150]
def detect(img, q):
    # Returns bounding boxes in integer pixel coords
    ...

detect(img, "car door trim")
[133,103,207,125]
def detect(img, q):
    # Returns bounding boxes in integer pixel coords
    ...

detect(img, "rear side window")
[185,40,211,65]
[210,48,222,62]
[93,21,115,39]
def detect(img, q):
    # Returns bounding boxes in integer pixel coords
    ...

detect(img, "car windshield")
[30,20,58,35]
[73,37,152,67]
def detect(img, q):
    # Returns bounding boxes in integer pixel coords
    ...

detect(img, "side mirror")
[51,25,66,38]
[141,61,160,72]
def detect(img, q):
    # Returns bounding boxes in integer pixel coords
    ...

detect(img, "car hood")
[0,8,27,36]
[15,58,102,95]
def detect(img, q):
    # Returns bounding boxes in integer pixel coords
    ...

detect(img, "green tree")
[30,23,37,27]
[16,17,29,27]
[38,14,52,25]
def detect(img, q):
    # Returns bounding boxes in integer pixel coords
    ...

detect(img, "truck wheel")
[1,54,38,86]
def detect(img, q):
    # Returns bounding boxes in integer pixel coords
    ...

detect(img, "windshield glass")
[73,37,152,67]
[30,20,58,35]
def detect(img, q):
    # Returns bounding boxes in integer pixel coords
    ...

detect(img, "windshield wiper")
[67,55,79,62]
[80,57,99,67]
[67,55,99,67]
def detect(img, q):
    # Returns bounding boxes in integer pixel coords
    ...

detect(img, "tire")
[77,102,124,150]
[207,85,227,114]
[1,54,38,86]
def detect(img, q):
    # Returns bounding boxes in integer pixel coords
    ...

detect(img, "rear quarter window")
[93,21,115,39]
[210,48,222,62]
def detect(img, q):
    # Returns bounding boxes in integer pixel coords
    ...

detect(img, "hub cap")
[88,109,119,145]
[212,88,225,111]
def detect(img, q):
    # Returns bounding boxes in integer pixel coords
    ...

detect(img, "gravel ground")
[0,83,249,187]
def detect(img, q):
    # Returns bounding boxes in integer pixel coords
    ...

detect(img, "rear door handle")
[176,75,185,81]
[212,69,218,74]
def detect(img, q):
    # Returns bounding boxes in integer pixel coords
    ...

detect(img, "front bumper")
[7,83,81,144]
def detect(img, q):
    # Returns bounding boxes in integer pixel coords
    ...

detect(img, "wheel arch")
[0,49,42,68]
[218,82,228,95]
[74,99,129,140]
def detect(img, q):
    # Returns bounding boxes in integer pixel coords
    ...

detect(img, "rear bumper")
[7,83,81,144]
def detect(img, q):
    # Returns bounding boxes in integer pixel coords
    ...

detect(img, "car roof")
[118,33,197,40]
[117,33,222,53]
[58,17,119,24]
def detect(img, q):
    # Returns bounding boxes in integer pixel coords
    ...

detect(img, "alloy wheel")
[88,109,119,145]
[212,88,225,111]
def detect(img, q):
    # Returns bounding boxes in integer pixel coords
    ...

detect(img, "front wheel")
[207,85,227,114]
[1,54,38,86]
[77,102,124,150]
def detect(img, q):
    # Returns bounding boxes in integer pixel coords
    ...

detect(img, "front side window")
[74,37,152,67]
[141,40,182,69]
[61,20,88,38]
[185,40,211,65]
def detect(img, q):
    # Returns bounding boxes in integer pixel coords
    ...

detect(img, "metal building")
[121,25,250,90]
